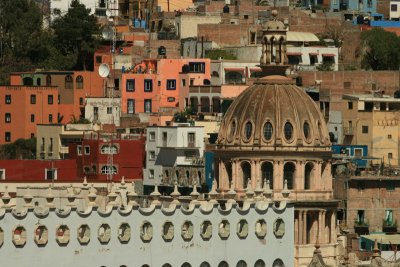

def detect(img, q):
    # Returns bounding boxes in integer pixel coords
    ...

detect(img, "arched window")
[303,122,311,140]
[65,75,73,89]
[225,71,243,84]
[101,145,118,154]
[304,162,314,190]
[261,162,274,189]
[237,260,247,267]
[283,162,295,189]
[76,75,84,89]
[36,78,41,86]
[46,75,52,86]
[241,161,251,188]
[23,77,33,86]
[272,259,285,267]
[181,263,191,267]
[218,261,229,267]
[101,165,117,174]
[254,260,266,267]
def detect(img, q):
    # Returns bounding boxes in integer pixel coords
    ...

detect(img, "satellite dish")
[102,26,113,40]
[106,9,112,17]
[98,64,110,78]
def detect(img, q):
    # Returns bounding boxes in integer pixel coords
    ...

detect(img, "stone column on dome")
[315,161,322,190]
[294,160,304,190]
[273,160,283,191]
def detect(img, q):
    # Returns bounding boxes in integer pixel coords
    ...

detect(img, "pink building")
[121,58,211,115]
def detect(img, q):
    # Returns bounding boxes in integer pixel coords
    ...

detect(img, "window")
[362,125,368,134]
[344,81,351,89]
[367,0,372,8]
[188,132,195,147]
[190,79,194,86]
[114,78,120,90]
[303,122,310,139]
[46,75,52,86]
[167,79,176,90]
[101,145,118,154]
[388,153,393,160]
[96,56,102,63]
[149,151,156,160]
[107,107,112,114]
[48,95,53,105]
[357,210,365,224]
[5,132,11,142]
[76,75,84,89]
[58,95,61,104]
[144,79,153,92]
[5,95,11,104]
[189,62,205,73]
[45,168,57,180]
[263,122,273,140]
[387,181,395,191]
[126,79,135,91]
[101,165,117,174]
[244,14,249,19]
[391,4,397,11]
[5,113,11,123]
[127,99,135,114]
[77,145,82,155]
[149,169,154,179]
[162,132,167,146]
[354,148,363,157]
[388,134,392,139]
[149,131,155,141]
[385,209,394,226]
[348,102,353,109]
[49,138,53,152]
[65,75,73,89]
[144,99,152,113]
[182,79,186,87]
[79,97,83,106]
[244,122,252,140]
[284,122,293,140]
[49,114,53,123]
[84,145,90,155]
[0,169,5,180]
[30,94,36,104]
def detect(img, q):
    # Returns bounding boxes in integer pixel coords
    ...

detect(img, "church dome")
[217,75,331,148]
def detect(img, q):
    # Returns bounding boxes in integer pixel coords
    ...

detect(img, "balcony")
[382,219,397,233]
[354,220,369,235]
[343,127,355,135]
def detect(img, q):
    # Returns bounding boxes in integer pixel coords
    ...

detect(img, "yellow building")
[342,93,400,166]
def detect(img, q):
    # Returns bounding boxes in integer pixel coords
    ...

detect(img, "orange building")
[0,85,59,143]
[1,70,104,144]
[121,58,211,115]
[9,70,104,123]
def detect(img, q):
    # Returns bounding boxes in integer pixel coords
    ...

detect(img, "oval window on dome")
[263,122,273,141]
[303,122,310,139]
[228,120,236,140]
[245,122,252,140]
[284,122,293,141]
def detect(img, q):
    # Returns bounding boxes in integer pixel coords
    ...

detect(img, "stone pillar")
[330,210,336,243]
[274,160,283,190]
[302,210,307,245]
[235,159,240,189]
[251,160,256,188]
[295,160,304,190]
[295,211,299,245]
[321,210,326,244]
[315,161,322,190]
[318,210,323,244]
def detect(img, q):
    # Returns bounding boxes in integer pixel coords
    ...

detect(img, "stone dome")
[217,75,331,148]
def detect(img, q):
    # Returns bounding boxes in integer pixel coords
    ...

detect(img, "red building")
[69,132,146,182]
[0,159,77,182]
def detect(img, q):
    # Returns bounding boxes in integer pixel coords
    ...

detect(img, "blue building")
[332,144,368,168]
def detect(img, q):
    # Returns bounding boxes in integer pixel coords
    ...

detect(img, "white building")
[50,0,118,21]
[85,97,121,127]
[144,125,205,188]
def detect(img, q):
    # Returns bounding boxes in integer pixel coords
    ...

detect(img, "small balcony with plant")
[383,210,397,233]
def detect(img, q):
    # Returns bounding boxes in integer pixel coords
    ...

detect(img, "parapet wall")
[0,181,294,267]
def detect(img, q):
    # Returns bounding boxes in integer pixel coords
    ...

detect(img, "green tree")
[0,0,48,84]
[0,138,36,159]
[51,0,100,71]
[361,28,400,70]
